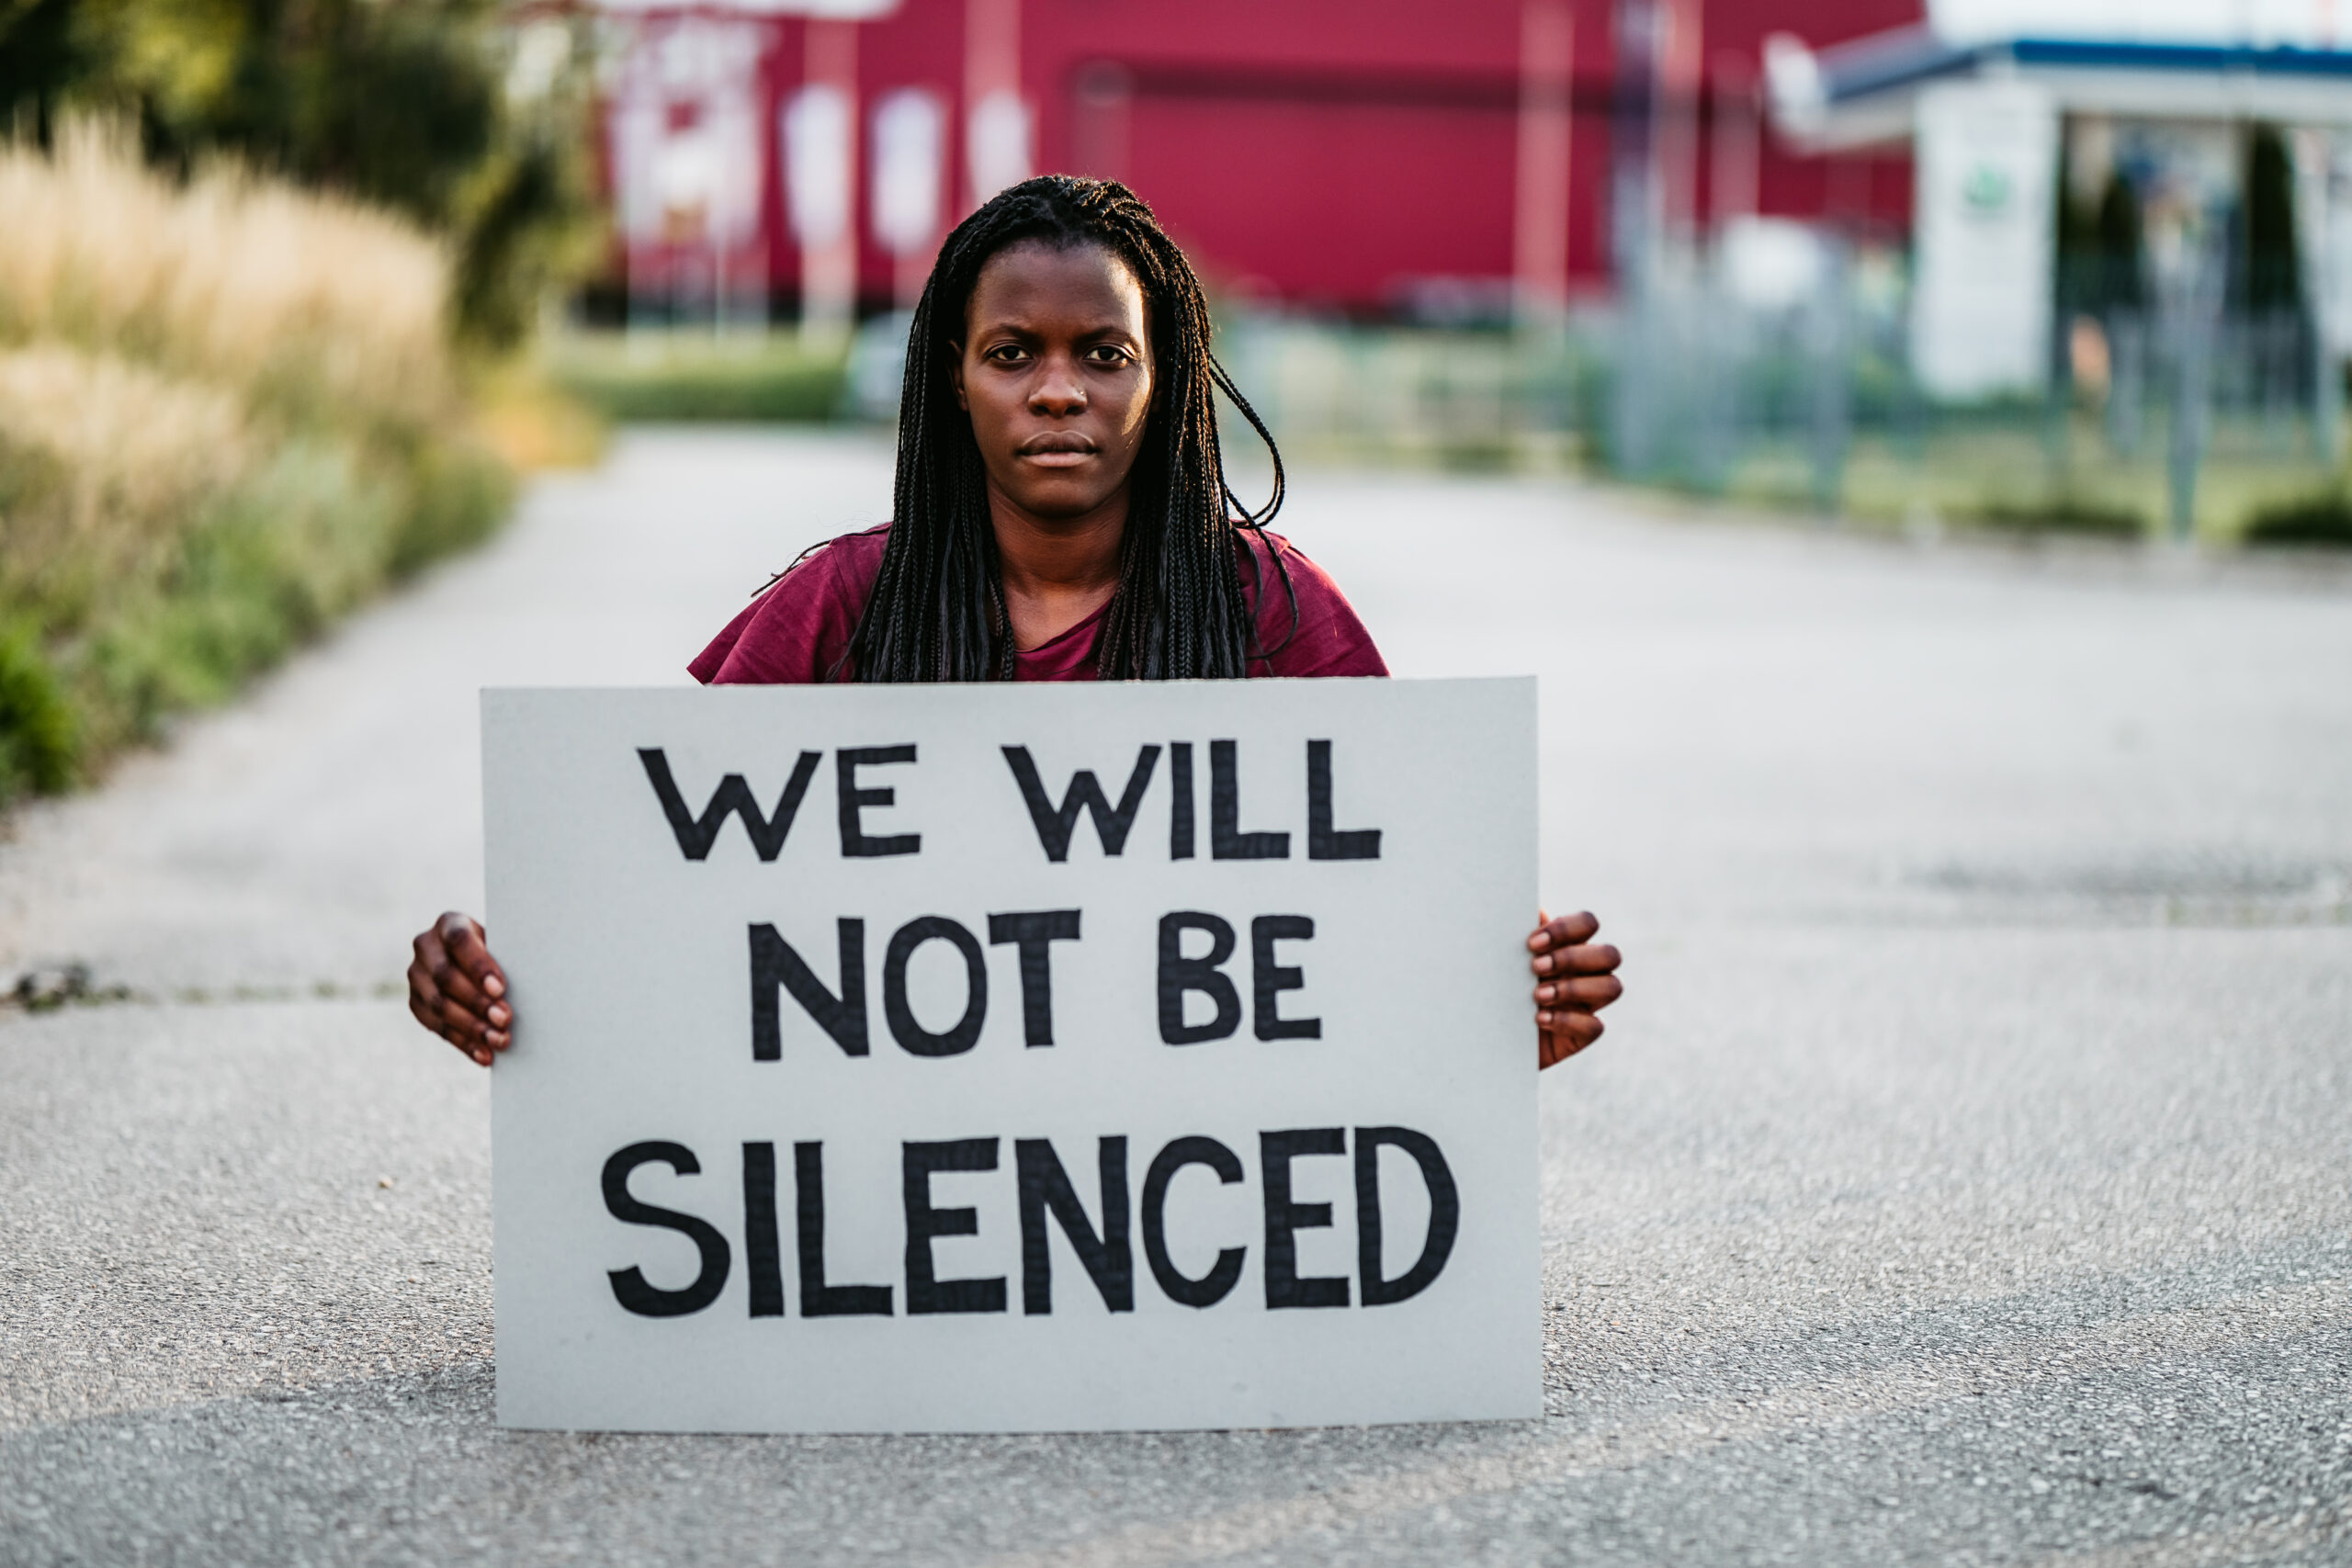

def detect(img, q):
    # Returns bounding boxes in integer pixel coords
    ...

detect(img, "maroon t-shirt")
[688,525,1388,683]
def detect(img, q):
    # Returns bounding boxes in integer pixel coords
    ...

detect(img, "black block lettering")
[1141,1136,1247,1308]
[604,1142,730,1317]
[884,917,987,1056]
[1306,740,1382,860]
[1261,1128,1351,1309]
[794,1142,892,1316]
[1250,915,1321,1041]
[903,1139,1008,1314]
[639,748,821,861]
[750,920,867,1059]
[837,745,921,857]
[1169,741,1195,860]
[1355,1126,1461,1305]
[743,1142,784,1317]
[1210,739,1290,859]
[988,910,1081,1046]
[1016,1137,1133,1314]
[1002,745,1160,861]
[1157,912,1241,1045]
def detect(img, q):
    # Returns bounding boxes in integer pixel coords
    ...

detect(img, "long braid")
[844,175,1293,682]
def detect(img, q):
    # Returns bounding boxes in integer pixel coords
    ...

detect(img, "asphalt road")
[3,430,2347,1566]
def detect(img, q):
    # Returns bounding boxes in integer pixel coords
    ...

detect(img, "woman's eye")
[1087,346,1130,366]
[986,344,1029,363]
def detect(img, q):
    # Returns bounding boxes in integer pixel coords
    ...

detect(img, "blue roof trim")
[2008,38,2352,77]
[1819,33,2352,107]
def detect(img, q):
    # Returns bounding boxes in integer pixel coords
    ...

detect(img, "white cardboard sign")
[482,678,1539,1434]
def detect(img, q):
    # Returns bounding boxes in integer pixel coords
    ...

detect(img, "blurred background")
[6,0,2352,805]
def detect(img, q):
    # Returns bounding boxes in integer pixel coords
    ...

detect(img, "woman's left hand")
[1529,909,1622,1069]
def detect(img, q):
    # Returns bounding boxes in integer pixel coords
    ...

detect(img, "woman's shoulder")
[687,525,890,684]
[1235,526,1390,679]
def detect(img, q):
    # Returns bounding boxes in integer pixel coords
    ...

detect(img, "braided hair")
[843,175,1293,682]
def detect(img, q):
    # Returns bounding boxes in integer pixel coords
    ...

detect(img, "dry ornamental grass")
[0,122,456,431]
[0,122,510,801]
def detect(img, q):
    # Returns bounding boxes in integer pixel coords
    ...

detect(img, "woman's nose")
[1028,355,1087,414]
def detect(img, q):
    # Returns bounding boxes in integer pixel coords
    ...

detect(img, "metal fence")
[1220,265,2348,545]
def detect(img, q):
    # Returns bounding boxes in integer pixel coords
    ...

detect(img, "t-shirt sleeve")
[1245,533,1390,679]
[687,531,883,685]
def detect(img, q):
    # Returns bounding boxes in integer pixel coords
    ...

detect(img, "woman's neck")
[989,484,1127,651]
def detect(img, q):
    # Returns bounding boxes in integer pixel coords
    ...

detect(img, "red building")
[595,0,1921,321]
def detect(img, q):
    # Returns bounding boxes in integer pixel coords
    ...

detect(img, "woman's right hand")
[409,911,511,1066]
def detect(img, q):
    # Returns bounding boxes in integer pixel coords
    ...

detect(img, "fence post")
[1807,245,1850,518]
[1690,279,1737,491]
[2166,302,2212,545]
[1609,284,1644,478]
[1612,267,1664,480]
[2044,301,2073,485]
[2315,314,2344,469]
[2106,310,2144,458]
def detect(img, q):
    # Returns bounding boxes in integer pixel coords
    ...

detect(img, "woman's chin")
[999,477,1123,525]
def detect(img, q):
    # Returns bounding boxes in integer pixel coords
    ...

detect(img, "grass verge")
[545,330,849,422]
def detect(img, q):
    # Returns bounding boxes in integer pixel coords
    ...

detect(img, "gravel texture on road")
[3,430,2346,1565]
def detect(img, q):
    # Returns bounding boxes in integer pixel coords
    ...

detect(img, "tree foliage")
[2241,124,2301,315]
[0,0,600,350]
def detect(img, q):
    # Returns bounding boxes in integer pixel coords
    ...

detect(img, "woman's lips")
[1017,434,1096,468]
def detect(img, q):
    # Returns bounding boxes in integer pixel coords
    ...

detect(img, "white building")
[1766,0,2352,400]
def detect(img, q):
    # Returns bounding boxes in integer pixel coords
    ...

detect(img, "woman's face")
[952,239,1155,525]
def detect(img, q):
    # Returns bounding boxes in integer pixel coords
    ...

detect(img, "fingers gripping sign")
[1527,908,1622,1070]
[414,908,1619,1072]
[410,910,514,1066]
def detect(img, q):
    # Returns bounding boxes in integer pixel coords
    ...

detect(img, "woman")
[408,175,1621,1066]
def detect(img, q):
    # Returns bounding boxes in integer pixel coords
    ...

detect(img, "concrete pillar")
[965,0,1030,209]
[787,18,860,346]
[1513,1,1575,336]
[872,87,947,308]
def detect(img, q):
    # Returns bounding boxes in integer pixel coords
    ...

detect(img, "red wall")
[606,0,1923,313]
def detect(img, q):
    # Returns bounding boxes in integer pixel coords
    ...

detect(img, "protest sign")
[482,677,1538,1434]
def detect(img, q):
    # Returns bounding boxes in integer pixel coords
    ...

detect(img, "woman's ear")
[947,339,968,412]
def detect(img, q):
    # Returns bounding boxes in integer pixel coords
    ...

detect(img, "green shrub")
[0,626,78,796]
[0,411,510,807]
[2244,491,2352,547]
[388,437,514,579]
[1973,497,2146,537]
[49,434,508,768]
